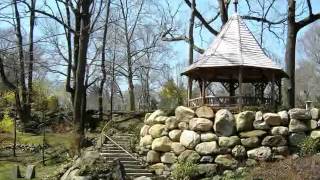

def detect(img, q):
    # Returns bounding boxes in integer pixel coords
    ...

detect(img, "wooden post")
[279,79,282,106]
[271,72,275,110]
[187,78,192,106]
[202,80,206,105]
[238,68,243,110]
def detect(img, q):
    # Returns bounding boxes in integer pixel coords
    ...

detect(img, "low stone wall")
[137,106,320,177]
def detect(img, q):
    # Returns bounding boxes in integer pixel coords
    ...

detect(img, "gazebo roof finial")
[234,0,238,13]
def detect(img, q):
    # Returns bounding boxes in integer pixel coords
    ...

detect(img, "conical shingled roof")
[182,14,287,80]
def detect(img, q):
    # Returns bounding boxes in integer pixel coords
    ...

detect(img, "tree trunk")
[284,0,297,108]
[218,0,228,25]
[128,72,135,111]
[73,0,92,152]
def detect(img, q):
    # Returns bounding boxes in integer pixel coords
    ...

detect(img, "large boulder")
[288,132,306,146]
[151,137,172,152]
[197,164,218,177]
[146,150,160,163]
[178,122,188,130]
[189,118,213,132]
[140,125,150,137]
[218,136,241,148]
[247,146,272,161]
[148,124,166,138]
[145,110,166,125]
[175,106,195,122]
[200,132,218,142]
[253,119,270,130]
[195,106,215,119]
[232,145,246,158]
[261,135,287,147]
[149,163,166,175]
[180,130,200,149]
[171,142,186,155]
[161,152,177,164]
[195,141,219,155]
[239,130,267,138]
[278,111,289,125]
[271,126,289,136]
[272,146,289,156]
[215,154,238,169]
[310,130,320,139]
[311,108,320,120]
[235,111,255,132]
[263,113,282,126]
[168,130,182,142]
[288,108,311,120]
[241,137,260,148]
[178,150,201,163]
[289,119,308,132]
[140,135,153,146]
[213,109,236,136]
[154,116,169,124]
[165,116,179,130]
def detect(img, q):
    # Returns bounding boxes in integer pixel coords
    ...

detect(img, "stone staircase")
[100,133,154,179]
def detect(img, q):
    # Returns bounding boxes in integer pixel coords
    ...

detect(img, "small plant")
[171,160,198,180]
[0,110,14,133]
[298,136,320,156]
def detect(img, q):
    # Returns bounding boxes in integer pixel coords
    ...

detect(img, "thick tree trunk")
[73,0,92,152]
[284,0,297,108]
[128,72,135,111]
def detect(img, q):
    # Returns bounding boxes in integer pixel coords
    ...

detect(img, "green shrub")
[0,110,14,133]
[298,136,320,156]
[171,161,199,180]
[0,91,15,108]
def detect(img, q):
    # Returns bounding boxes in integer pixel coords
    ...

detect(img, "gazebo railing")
[188,96,272,108]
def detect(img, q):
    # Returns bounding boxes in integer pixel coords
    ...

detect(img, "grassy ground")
[0,132,73,180]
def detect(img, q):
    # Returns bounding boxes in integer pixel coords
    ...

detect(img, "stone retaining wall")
[137,106,320,177]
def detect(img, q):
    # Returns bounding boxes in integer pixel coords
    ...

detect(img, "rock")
[241,137,260,148]
[171,142,186,155]
[311,108,320,120]
[278,111,289,125]
[245,159,257,167]
[145,110,166,125]
[195,106,215,119]
[168,130,182,142]
[216,147,232,155]
[180,130,200,149]
[175,106,195,122]
[289,132,306,146]
[152,136,172,152]
[200,156,214,163]
[214,109,236,136]
[239,130,267,138]
[140,125,150,137]
[154,116,169,124]
[134,176,152,180]
[272,146,289,155]
[178,150,201,163]
[255,111,263,121]
[200,132,218,142]
[310,130,320,139]
[247,146,272,161]
[236,111,255,132]
[146,150,160,163]
[25,165,35,179]
[215,155,238,169]
[145,113,152,121]
[195,141,219,155]
[150,163,166,175]
[306,120,318,130]
[178,122,188,130]
[261,135,287,147]
[165,116,178,130]
[189,118,213,132]
[232,145,246,158]
[271,126,289,136]
[289,119,308,132]
[218,136,241,148]
[197,164,218,177]
[288,108,311,120]
[161,152,177,164]
[263,113,282,126]
[253,119,270,130]
[148,124,166,138]
[140,135,153,147]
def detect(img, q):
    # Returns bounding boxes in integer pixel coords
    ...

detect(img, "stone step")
[126,172,154,177]
[101,149,125,153]
[125,168,152,173]
[123,164,146,169]
[106,160,141,165]
[100,153,133,157]
[103,156,139,161]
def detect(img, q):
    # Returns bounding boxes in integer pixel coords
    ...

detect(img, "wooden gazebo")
[182,14,288,110]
